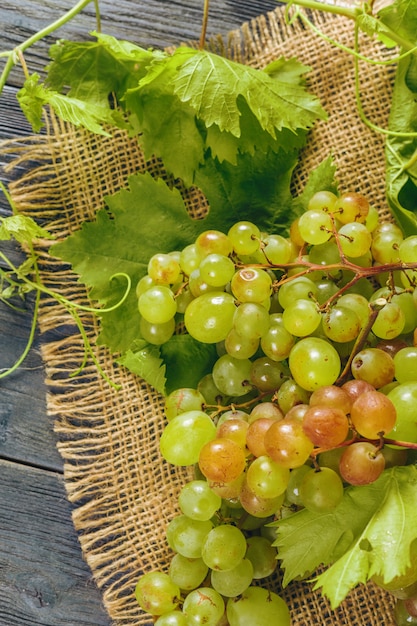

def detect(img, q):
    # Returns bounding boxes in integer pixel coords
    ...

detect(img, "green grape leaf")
[173,49,327,139]
[289,155,339,217]
[160,335,218,395]
[52,172,202,355]
[378,0,417,46]
[17,74,117,136]
[118,346,166,395]
[273,465,417,608]
[0,214,53,244]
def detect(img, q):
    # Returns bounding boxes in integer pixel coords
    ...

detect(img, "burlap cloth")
[2,4,400,625]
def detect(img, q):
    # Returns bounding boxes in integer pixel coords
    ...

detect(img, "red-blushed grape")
[332,191,370,223]
[246,418,277,458]
[351,347,395,389]
[285,403,310,421]
[339,442,385,485]
[216,418,249,451]
[198,438,246,482]
[148,252,181,285]
[350,390,397,439]
[302,405,349,448]
[341,378,375,403]
[309,385,352,414]
[299,467,344,512]
[265,417,314,468]
[208,474,245,499]
[195,229,233,258]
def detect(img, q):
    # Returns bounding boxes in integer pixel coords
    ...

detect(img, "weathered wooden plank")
[0,459,111,626]
[1,0,279,87]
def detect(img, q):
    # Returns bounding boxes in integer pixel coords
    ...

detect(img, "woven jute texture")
[3,4,399,625]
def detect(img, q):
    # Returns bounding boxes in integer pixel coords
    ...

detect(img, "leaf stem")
[0,0,98,95]
[199,0,211,50]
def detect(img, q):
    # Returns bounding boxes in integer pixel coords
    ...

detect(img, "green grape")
[322,305,361,343]
[308,189,338,212]
[201,525,247,571]
[285,463,314,506]
[339,441,385,486]
[136,274,155,298]
[299,467,344,513]
[228,221,261,256]
[182,587,225,626]
[351,347,395,388]
[350,390,397,439]
[212,354,252,397]
[337,221,372,257]
[178,480,221,521]
[135,571,180,615]
[179,243,202,276]
[175,286,194,313]
[184,292,236,343]
[282,298,321,337]
[211,558,254,597]
[265,417,314,468]
[387,382,417,444]
[371,223,403,264]
[197,373,229,406]
[278,276,318,309]
[226,586,290,626]
[372,300,405,340]
[168,554,208,591]
[372,540,417,599]
[224,328,259,359]
[399,235,417,263]
[138,285,177,324]
[245,535,278,579]
[336,293,371,327]
[199,437,246,483]
[159,410,216,466]
[195,230,233,258]
[231,267,272,303]
[239,479,285,517]
[164,388,206,422]
[260,323,295,361]
[233,302,270,339]
[314,278,339,305]
[365,205,379,231]
[188,268,218,297]
[288,337,341,391]
[333,191,369,224]
[148,252,181,285]
[394,347,417,383]
[394,292,417,334]
[276,378,311,414]
[140,316,175,345]
[155,610,188,626]
[246,455,290,498]
[308,240,341,270]
[297,209,333,244]
[262,234,292,264]
[199,253,235,287]
[249,357,287,392]
[166,515,213,559]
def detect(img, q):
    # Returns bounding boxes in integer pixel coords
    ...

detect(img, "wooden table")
[0,1,278,624]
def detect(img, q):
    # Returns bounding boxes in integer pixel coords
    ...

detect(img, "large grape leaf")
[273,465,417,608]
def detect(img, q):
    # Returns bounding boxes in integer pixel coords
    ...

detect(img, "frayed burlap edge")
[2,5,398,625]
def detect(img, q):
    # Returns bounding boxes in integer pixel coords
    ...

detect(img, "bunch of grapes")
[134,190,417,625]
